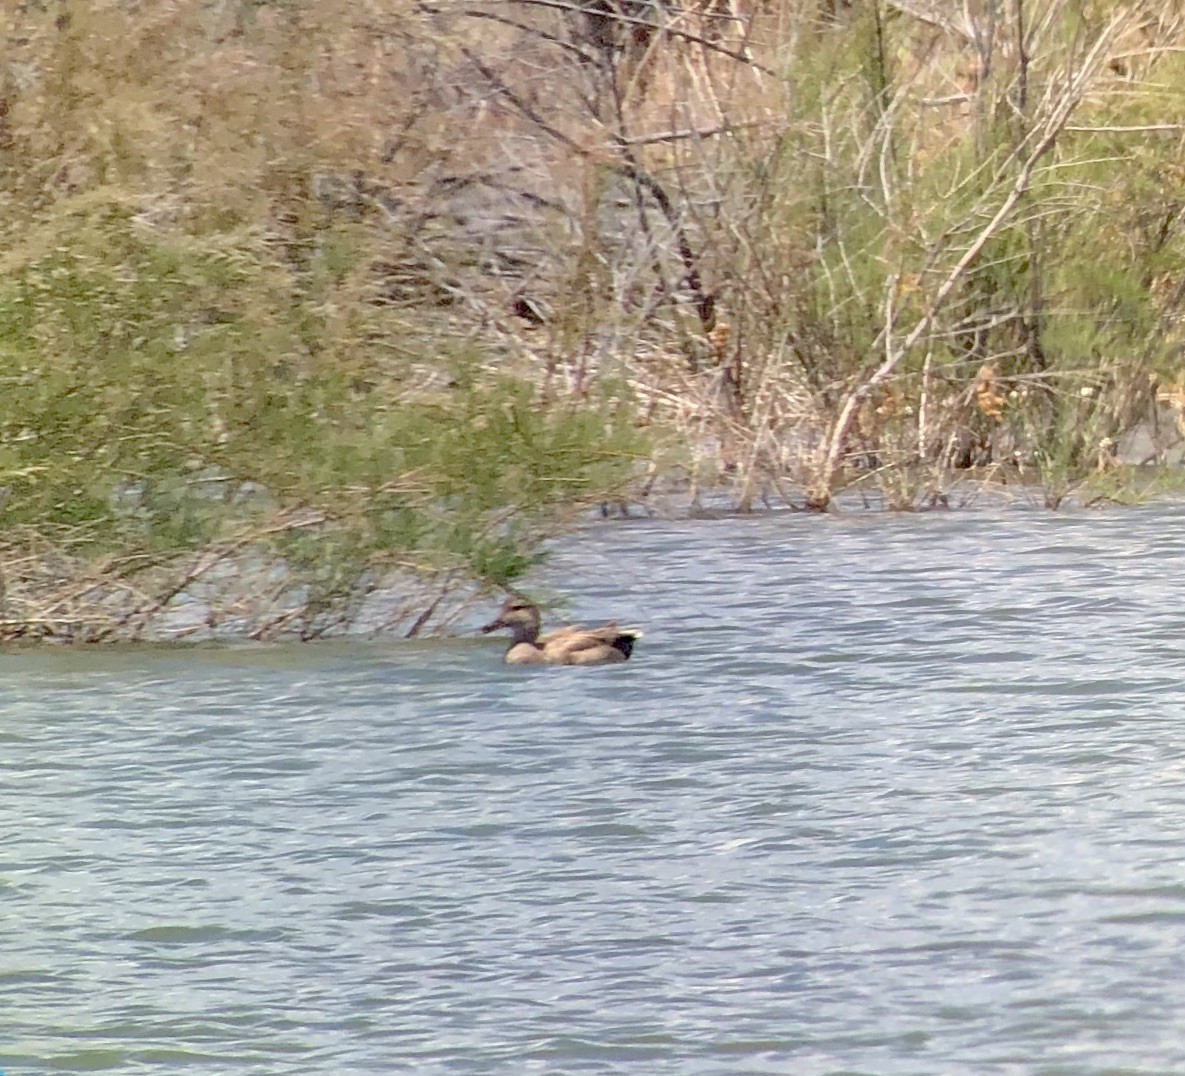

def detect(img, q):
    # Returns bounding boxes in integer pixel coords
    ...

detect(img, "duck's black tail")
[611,631,639,660]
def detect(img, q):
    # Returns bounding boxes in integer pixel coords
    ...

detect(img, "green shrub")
[0,204,644,589]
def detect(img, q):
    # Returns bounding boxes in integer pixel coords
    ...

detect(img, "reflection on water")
[7,502,1185,1072]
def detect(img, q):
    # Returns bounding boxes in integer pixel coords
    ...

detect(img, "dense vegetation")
[0,0,644,637]
[1,0,1184,637]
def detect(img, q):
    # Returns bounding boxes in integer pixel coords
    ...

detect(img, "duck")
[480,597,641,666]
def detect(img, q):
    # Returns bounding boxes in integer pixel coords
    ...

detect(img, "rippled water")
[8,502,1185,1073]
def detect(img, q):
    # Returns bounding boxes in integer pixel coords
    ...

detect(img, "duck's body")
[482,599,640,666]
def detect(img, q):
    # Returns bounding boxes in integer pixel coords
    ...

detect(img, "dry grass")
[435,0,1185,510]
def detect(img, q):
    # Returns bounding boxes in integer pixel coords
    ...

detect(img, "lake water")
[7,502,1185,1073]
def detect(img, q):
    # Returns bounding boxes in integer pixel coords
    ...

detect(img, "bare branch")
[439,0,778,75]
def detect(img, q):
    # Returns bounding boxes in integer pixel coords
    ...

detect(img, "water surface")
[6,503,1185,1073]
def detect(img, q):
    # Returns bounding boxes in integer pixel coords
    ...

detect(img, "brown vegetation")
[403,0,1185,508]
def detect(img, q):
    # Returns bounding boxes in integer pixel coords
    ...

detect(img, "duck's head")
[480,597,541,637]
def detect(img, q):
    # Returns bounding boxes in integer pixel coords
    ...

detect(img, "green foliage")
[0,205,644,589]
[716,4,1185,507]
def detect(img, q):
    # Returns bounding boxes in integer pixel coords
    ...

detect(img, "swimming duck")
[481,597,641,666]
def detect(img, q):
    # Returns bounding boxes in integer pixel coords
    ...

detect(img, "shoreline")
[5,462,1184,647]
